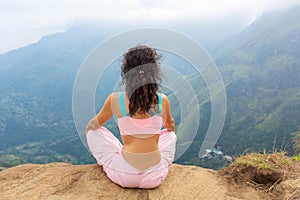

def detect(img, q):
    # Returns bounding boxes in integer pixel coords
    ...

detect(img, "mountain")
[174,6,300,166]
[0,5,300,170]
[0,21,239,169]
[0,26,108,167]
[216,6,300,154]
[0,23,203,168]
[216,5,300,66]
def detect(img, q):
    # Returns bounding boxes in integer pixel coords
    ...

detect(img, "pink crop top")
[117,92,163,136]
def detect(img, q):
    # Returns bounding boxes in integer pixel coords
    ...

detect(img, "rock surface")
[0,163,278,200]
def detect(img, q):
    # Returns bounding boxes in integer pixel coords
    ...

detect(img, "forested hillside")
[180,6,300,168]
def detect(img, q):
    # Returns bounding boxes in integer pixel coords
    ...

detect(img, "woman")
[86,45,177,189]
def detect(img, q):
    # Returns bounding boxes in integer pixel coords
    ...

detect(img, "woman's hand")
[86,94,113,134]
[85,117,100,134]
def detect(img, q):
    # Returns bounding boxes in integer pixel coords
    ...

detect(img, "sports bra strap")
[157,92,162,115]
[119,92,127,117]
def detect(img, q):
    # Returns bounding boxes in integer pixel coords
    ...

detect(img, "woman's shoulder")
[158,92,167,98]
[109,92,128,104]
[104,92,120,104]
[157,93,171,108]
[157,92,168,101]
[109,92,123,98]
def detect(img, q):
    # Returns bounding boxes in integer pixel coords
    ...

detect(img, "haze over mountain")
[4,0,298,54]
[0,5,300,170]
[182,5,300,167]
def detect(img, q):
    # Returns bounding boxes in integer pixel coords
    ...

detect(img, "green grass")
[235,153,270,168]
[233,152,293,169]
[294,154,300,162]
[258,163,271,169]
[282,159,292,165]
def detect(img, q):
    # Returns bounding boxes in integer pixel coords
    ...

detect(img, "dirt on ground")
[219,153,300,200]
[0,153,299,200]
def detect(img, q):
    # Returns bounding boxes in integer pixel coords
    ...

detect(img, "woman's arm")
[161,94,175,132]
[86,94,113,133]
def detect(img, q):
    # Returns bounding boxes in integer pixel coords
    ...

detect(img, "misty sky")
[0,0,299,54]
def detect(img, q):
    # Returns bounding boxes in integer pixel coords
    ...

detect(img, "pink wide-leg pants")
[86,127,177,188]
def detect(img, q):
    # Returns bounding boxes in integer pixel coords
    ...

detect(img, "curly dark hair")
[121,45,162,116]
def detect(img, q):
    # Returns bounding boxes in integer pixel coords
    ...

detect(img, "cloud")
[0,0,299,53]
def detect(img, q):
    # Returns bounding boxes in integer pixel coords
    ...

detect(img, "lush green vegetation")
[174,6,300,169]
[294,154,300,162]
